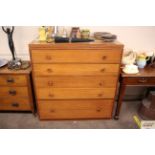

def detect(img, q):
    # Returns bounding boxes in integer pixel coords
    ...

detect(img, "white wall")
[0,26,155,60]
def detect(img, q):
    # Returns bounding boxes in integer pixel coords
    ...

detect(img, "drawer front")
[38,99,114,119]
[36,88,116,99]
[0,75,27,86]
[0,98,31,111]
[123,77,155,85]
[33,64,119,76]
[0,87,29,98]
[31,50,122,63]
[34,76,118,88]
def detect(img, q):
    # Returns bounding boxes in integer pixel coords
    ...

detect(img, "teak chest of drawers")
[0,65,34,113]
[29,41,123,120]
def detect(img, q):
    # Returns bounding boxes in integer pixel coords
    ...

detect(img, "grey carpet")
[0,101,140,129]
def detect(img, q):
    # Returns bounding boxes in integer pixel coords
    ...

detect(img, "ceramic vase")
[136,59,147,68]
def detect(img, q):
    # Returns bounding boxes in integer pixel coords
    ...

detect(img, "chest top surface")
[122,66,155,78]
[29,40,124,50]
[0,66,31,75]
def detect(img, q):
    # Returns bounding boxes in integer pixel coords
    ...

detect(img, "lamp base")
[7,58,22,70]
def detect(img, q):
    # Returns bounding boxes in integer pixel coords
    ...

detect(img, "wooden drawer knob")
[49,93,54,98]
[100,68,105,72]
[99,82,104,86]
[50,109,55,113]
[98,93,103,97]
[46,55,52,60]
[96,108,101,112]
[48,81,53,86]
[47,68,53,73]
[12,102,19,107]
[102,56,107,60]
[9,90,16,96]
[7,77,14,83]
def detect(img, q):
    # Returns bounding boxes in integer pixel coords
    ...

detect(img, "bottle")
[38,26,47,41]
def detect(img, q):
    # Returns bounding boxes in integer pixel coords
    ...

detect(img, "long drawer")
[36,87,116,99]
[34,76,118,88]
[33,64,119,76]
[123,77,155,85]
[31,50,122,63]
[0,98,31,111]
[38,99,114,119]
[0,87,29,98]
[0,75,27,86]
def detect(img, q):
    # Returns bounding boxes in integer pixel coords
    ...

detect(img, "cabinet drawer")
[31,50,122,63]
[38,99,114,119]
[0,87,29,98]
[33,64,119,76]
[34,76,118,88]
[0,75,27,86]
[123,77,155,85]
[36,88,116,99]
[0,98,31,111]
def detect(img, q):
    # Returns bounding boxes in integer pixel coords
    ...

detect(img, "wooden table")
[114,66,155,120]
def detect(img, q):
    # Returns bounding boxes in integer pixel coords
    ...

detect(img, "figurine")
[2,26,22,70]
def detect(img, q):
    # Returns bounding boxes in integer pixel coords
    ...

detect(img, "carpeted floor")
[0,101,140,129]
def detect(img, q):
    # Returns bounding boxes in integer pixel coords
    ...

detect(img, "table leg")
[114,84,126,120]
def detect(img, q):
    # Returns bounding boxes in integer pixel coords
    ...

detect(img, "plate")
[123,68,139,74]
[0,59,8,68]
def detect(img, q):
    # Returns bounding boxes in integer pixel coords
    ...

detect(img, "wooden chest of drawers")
[29,41,123,120]
[0,66,34,112]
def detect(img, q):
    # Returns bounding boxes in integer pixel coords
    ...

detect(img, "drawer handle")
[100,68,105,72]
[138,78,148,83]
[48,81,53,86]
[47,68,53,73]
[50,109,55,113]
[12,103,19,107]
[102,56,107,60]
[98,93,103,97]
[46,55,52,60]
[7,78,14,83]
[96,108,101,112]
[9,90,17,96]
[49,93,54,98]
[99,82,104,86]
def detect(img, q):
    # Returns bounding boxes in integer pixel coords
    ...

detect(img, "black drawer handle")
[7,78,14,83]
[138,78,148,83]
[9,90,17,96]
[12,103,19,107]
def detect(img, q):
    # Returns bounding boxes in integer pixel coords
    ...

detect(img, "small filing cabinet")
[0,65,34,113]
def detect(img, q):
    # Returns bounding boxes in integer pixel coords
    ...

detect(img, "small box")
[133,115,155,129]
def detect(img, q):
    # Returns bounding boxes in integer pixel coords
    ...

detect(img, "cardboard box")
[133,115,155,129]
